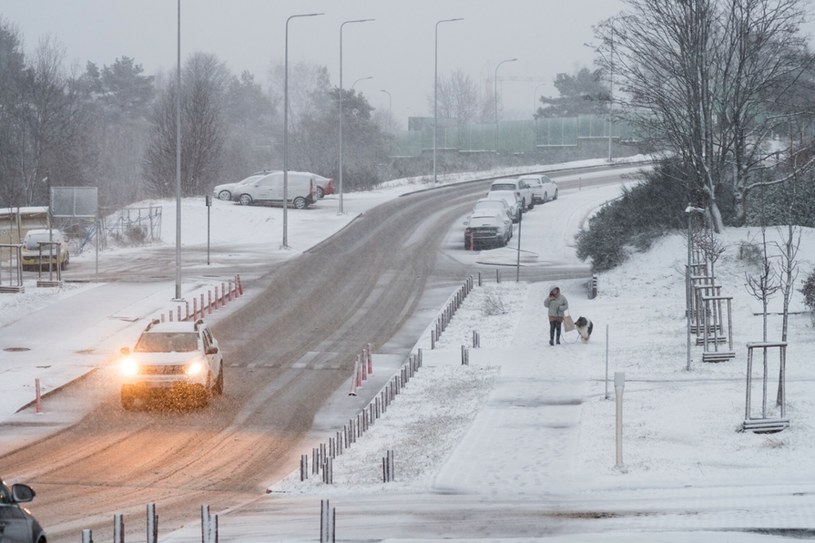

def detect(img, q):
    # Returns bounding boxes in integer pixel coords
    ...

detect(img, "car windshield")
[135,332,198,353]
[491,183,515,191]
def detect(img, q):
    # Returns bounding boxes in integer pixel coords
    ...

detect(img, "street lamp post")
[380,89,392,119]
[174,0,182,300]
[433,17,463,185]
[351,76,373,89]
[339,18,374,215]
[283,12,323,248]
[685,204,705,371]
[494,57,518,153]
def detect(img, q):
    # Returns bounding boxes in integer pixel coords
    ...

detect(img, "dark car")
[0,478,46,543]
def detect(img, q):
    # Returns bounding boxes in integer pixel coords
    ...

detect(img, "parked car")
[484,190,522,222]
[0,478,46,543]
[212,173,273,201]
[313,175,335,199]
[517,174,558,203]
[119,319,224,409]
[235,171,318,208]
[21,229,69,270]
[489,178,534,211]
[470,198,514,237]
[463,210,512,250]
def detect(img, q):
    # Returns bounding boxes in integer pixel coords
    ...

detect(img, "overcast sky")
[3,0,813,127]
[0,0,633,124]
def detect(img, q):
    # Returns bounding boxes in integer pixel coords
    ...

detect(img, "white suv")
[517,174,558,203]
[489,179,534,211]
[119,319,224,409]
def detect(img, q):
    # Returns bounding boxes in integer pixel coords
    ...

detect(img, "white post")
[614,372,625,468]
[604,325,610,400]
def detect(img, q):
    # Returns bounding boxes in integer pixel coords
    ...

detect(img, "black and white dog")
[574,316,594,342]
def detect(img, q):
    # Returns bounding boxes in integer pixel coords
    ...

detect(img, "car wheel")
[293,196,307,209]
[239,194,253,206]
[315,186,325,199]
[213,362,224,395]
[217,190,232,201]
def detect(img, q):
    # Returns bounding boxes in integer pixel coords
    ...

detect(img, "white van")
[235,171,317,209]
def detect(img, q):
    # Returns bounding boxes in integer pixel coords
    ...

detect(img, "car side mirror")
[11,483,35,503]
[206,346,218,355]
[120,347,131,355]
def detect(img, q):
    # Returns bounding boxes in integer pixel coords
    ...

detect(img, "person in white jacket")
[544,285,568,345]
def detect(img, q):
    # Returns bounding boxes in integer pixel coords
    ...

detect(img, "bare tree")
[694,227,726,282]
[595,0,813,231]
[718,0,814,224]
[144,52,230,197]
[428,70,481,147]
[744,222,780,341]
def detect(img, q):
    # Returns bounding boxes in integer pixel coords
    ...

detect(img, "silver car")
[0,478,46,543]
[469,199,513,238]
[484,190,522,222]
[464,210,512,250]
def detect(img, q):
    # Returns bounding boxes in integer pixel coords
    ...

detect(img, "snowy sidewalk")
[431,345,590,497]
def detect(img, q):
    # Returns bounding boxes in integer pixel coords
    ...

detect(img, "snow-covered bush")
[481,289,507,316]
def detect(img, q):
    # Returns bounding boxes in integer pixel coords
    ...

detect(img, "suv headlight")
[185,360,205,376]
[121,357,140,376]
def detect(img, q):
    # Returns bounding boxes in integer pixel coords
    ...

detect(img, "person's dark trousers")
[549,320,561,345]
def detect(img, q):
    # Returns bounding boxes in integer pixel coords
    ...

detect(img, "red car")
[313,175,334,199]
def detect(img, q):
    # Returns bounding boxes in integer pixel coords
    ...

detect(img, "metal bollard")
[113,513,124,543]
[614,372,625,468]
[35,378,43,415]
[320,499,335,543]
[146,503,158,543]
